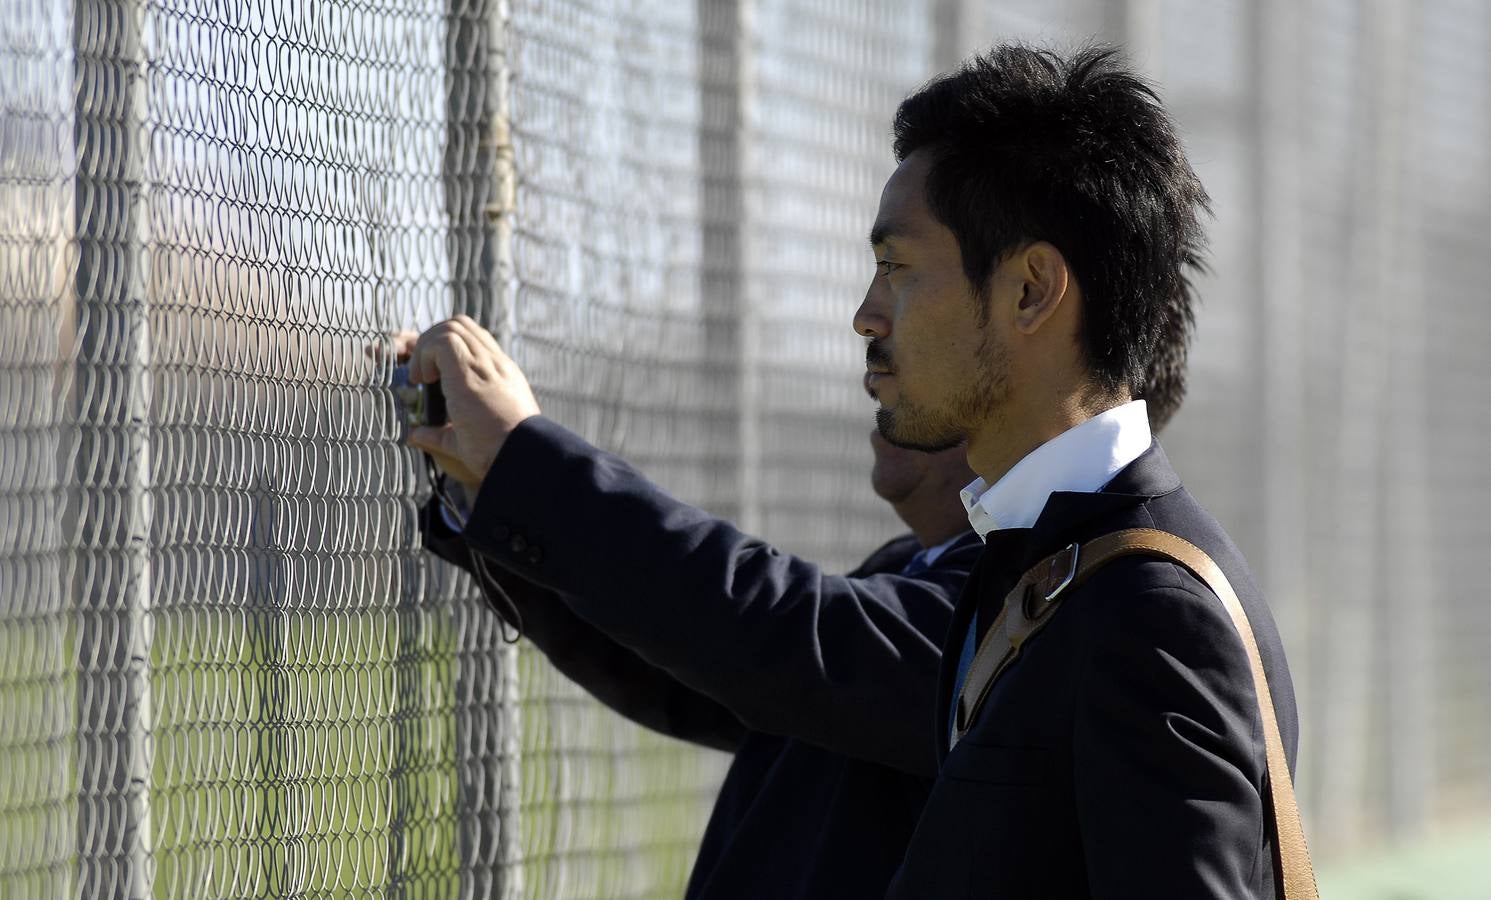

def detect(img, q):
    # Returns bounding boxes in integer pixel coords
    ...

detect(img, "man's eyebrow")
[868,219,911,247]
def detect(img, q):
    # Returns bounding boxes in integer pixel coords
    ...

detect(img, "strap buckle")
[1042,542,1081,603]
[1020,542,1080,633]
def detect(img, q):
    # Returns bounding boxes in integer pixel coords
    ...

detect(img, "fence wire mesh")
[1,0,513,895]
[3,2,76,895]
[502,1,731,895]
[4,0,1491,898]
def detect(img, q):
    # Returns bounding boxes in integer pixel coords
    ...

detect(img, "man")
[397,45,1214,898]
[400,320,981,898]
[851,46,1300,897]
[399,312,1193,900]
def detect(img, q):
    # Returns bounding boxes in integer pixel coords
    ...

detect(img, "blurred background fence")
[3,0,1489,897]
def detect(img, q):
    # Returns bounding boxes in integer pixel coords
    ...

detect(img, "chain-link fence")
[4,0,1490,897]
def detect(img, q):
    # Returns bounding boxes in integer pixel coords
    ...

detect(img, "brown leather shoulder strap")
[951,527,1318,900]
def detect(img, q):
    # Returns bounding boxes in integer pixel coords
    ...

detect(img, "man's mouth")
[864,370,894,397]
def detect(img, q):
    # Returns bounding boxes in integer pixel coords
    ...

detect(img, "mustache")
[865,340,893,372]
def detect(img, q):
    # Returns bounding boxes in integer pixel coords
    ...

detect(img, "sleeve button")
[491,524,511,541]
[509,534,528,554]
[526,547,544,565]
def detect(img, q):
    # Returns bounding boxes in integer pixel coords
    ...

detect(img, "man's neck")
[965,391,1129,487]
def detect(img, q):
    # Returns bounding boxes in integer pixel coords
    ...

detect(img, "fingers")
[391,330,418,361]
[409,323,482,385]
[451,314,516,374]
[406,316,519,389]
[407,423,457,456]
[453,315,501,357]
[364,330,420,362]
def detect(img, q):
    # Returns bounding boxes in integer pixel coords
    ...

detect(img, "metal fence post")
[444,0,518,896]
[699,0,760,534]
[69,0,153,896]
[1248,0,1313,820]
[1371,0,1434,840]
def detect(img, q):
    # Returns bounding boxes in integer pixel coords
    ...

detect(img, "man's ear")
[1012,241,1071,336]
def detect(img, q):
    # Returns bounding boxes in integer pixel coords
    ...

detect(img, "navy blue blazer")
[422,416,980,899]
[888,442,1300,899]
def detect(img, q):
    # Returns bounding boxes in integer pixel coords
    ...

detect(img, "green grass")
[1318,822,1491,900]
[3,599,722,898]
[0,615,76,898]
[149,606,463,898]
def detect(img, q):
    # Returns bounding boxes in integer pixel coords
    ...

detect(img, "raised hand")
[398,316,541,492]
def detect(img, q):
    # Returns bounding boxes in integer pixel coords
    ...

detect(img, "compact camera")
[390,365,447,429]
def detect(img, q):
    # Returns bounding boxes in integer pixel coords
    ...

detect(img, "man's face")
[854,150,1009,452]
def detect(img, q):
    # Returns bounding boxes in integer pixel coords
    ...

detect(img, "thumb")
[407,423,458,456]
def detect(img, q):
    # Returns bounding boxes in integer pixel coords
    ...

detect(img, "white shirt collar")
[960,400,1153,540]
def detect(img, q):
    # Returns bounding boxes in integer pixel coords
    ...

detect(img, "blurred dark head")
[869,425,970,506]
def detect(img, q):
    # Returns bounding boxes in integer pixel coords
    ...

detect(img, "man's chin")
[875,407,962,454]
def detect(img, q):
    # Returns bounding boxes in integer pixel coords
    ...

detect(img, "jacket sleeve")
[458,416,978,777]
[1071,562,1277,899]
[420,493,747,753]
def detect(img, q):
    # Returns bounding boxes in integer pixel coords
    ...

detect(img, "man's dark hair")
[893,44,1210,407]
[1136,281,1194,432]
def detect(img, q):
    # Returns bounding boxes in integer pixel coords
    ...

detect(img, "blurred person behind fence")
[400,339,975,897]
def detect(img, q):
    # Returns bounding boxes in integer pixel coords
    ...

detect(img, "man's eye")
[876,260,901,275]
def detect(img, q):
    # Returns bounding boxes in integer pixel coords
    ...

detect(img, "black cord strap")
[424,453,525,643]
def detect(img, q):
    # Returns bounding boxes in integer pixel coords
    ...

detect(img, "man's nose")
[853,281,890,339]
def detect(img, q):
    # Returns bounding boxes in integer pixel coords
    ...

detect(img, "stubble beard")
[876,325,1008,453]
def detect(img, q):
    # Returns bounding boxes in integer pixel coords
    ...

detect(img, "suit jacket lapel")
[933,441,1185,757]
